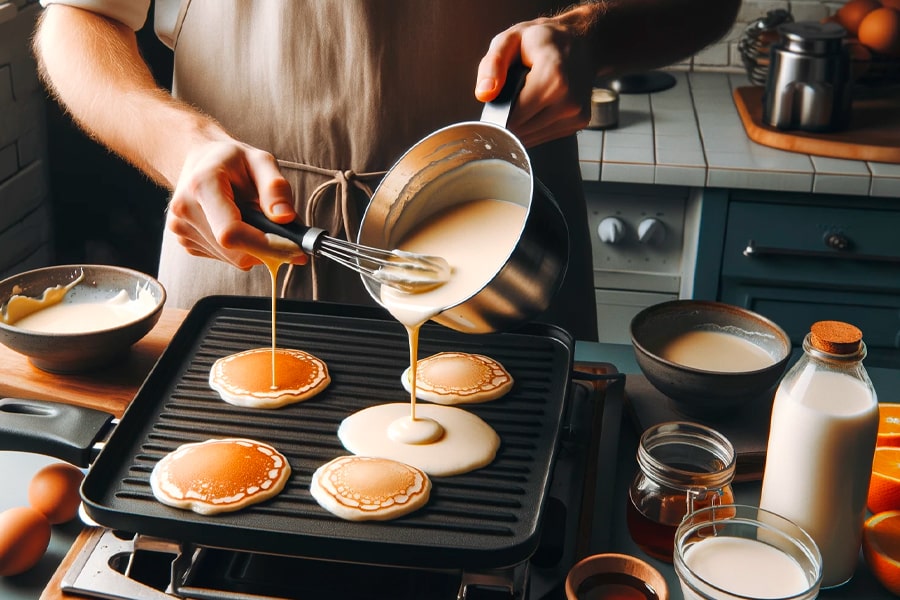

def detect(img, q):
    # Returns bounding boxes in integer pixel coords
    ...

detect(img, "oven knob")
[597,217,626,244]
[637,218,666,245]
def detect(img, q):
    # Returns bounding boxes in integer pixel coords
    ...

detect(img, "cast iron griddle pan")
[79,295,574,569]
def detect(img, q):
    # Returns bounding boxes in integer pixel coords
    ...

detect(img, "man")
[33,1,740,341]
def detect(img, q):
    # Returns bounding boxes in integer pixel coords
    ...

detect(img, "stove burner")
[60,369,622,600]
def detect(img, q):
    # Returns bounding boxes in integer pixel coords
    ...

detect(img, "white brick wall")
[686,0,841,73]
[0,1,52,278]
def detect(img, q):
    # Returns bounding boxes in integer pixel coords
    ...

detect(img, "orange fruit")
[863,510,900,595]
[878,403,900,447]
[836,0,883,36]
[858,7,900,56]
[869,447,900,515]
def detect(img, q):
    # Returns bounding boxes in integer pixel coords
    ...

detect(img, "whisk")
[238,204,451,293]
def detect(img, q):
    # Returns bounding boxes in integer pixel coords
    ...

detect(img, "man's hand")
[167,139,307,269]
[474,1,741,148]
[475,13,595,148]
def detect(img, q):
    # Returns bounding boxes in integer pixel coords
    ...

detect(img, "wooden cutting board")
[733,85,900,164]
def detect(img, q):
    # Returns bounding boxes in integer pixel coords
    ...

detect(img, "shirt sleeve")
[39,0,151,31]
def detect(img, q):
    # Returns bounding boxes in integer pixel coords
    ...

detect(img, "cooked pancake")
[401,352,513,405]
[150,438,291,515]
[338,403,500,477]
[209,347,330,408]
[310,455,431,521]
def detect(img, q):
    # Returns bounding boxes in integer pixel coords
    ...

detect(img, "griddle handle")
[0,398,114,467]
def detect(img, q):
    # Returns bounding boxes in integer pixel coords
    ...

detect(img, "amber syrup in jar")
[575,572,660,600]
[626,422,736,562]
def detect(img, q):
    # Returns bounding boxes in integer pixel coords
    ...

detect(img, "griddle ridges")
[83,299,571,569]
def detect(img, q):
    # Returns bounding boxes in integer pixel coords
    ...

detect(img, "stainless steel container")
[358,68,568,334]
[762,21,852,132]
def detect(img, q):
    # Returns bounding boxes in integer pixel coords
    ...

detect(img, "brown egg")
[836,0,883,36]
[0,506,51,576]
[28,462,85,524]
[859,7,900,55]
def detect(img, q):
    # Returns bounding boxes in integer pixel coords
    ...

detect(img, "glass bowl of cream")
[674,504,822,600]
[0,264,166,373]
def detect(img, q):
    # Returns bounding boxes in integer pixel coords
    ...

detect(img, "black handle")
[480,62,530,128]
[0,397,115,467]
[743,239,900,263]
[237,204,325,254]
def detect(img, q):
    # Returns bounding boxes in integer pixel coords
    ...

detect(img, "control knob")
[597,217,626,244]
[638,218,666,245]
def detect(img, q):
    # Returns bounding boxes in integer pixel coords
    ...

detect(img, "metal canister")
[587,88,619,130]
[762,21,852,132]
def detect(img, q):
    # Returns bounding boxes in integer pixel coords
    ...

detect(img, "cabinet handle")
[743,240,900,263]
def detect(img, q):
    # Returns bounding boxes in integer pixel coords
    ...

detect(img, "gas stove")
[60,367,624,600]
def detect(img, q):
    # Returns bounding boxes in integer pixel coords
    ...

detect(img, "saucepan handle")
[0,397,115,467]
[480,62,530,128]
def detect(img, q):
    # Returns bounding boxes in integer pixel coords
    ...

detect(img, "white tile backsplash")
[684,0,838,74]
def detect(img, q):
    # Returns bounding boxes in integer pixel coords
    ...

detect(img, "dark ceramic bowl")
[0,264,166,373]
[630,300,791,419]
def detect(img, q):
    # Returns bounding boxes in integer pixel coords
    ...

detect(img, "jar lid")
[777,21,847,56]
[809,321,863,355]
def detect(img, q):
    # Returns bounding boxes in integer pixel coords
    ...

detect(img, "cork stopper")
[809,321,863,355]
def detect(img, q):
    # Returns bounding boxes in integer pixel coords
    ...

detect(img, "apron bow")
[276,159,387,299]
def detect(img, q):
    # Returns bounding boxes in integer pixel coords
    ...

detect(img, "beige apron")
[155,0,598,341]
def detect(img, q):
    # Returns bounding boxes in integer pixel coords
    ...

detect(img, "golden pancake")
[401,352,513,405]
[338,403,500,476]
[310,455,431,521]
[150,438,291,515]
[209,347,330,408]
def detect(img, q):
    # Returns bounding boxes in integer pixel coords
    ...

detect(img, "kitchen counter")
[2,308,899,600]
[577,71,900,198]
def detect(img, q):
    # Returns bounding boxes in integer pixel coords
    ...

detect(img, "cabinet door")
[722,201,900,293]
[721,283,900,369]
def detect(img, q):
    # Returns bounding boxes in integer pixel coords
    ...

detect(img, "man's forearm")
[558,0,742,77]
[33,4,227,189]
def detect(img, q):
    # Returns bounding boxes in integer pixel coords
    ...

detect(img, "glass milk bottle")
[759,320,878,588]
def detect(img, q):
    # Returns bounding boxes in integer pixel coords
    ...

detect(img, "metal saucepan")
[358,65,569,334]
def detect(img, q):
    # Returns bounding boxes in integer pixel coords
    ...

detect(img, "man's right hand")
[167,138,307,269]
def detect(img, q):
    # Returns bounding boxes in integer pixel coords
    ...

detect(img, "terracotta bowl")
[630,300,791,419]
[0,264,166,373]
[565,552,669,600]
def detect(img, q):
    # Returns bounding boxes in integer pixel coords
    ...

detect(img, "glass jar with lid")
[626,421,736,562]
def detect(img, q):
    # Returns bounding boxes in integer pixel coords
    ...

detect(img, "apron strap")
[276,158,387,299]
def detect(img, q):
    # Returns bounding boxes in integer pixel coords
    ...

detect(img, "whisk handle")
[238,204,325,254]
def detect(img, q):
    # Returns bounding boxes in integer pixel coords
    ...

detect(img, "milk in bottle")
[759,320,878,588]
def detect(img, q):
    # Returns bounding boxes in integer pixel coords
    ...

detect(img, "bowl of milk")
[674,504,822,600]
[0,264,165,373]
[630,300,791,419]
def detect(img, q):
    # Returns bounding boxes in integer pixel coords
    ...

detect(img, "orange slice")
[863,510,900,595]
[877,404,900,447]
[869,446,900,515]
